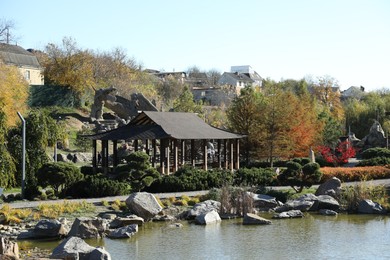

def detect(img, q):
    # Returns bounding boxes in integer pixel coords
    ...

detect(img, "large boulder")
[186,200,221,219]
[107,224,138,239]
[275,199,314,213]
[243,213,272,225]
[195,210,221,225]
[251,194,279,210]
[273,210,304,219]
[33,219,68,239]
[358,199,387,214]
[315,177,342,198]
[109,215,144,229]
[125,192,162,221]
[51,236,111,259]
[0,237,19,260]
[68,217,108,239]
[315,195,340,211]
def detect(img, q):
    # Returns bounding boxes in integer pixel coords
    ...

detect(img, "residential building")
[0,43,44,85]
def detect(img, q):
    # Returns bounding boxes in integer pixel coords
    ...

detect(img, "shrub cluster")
[357,157,390,167]
[321,166,390,182]
[146,166,276,193]
[67,174,130,198]
[361,148,390,159]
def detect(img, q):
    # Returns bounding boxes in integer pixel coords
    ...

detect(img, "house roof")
[0,43,41,68]
[224,72,254,83]
[86,111,245,140]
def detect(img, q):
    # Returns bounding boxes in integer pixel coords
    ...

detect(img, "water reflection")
[22,214,390,259]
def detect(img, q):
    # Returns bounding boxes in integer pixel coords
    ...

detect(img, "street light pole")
[17,112,26,199]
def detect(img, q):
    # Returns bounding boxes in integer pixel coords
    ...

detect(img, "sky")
[2,0,390,91]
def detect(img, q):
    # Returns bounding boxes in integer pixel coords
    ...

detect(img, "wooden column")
[152,139,157,167]
[173,139,178,172]
[102,140,109,174]
[92,140,97,169]
[224,139,228,170]
[145,139,150,155]
[235,139,240,170]
[166,139,170,175]
[113,140,118,168]
[230,140,234,172]
[160,139,165,174]
[180,140,186,166]
[191,139,196,167]
[134,140,138,152]
[217,139,221,169]
[203,139,208,171]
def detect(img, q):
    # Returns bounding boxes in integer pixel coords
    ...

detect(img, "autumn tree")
[311,76,344,121]
[0,60,29,127]
[43,37,95,105]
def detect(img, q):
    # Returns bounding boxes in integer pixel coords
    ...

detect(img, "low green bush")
[357,157,390,166]
[233,167,277,187]
[361,148,390,159]
[68,174,130,198]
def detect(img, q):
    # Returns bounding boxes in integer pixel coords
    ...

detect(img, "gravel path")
[5,178,390,209]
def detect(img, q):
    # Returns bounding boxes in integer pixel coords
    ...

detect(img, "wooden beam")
[230,140,234,172]
[181,140,185,166]
[173,139,178,172]
[92,140,97,169]
[152,139,156,167]
[217,139,221,169]
[224,139,228,170]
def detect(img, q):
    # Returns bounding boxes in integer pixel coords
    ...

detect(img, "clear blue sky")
[2,0,389,91]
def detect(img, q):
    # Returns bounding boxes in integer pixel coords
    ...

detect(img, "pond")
[24,213,390,259]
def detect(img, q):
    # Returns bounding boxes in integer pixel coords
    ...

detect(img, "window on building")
[24,70,30,80]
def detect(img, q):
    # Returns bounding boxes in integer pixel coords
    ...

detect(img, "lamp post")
[17,112,26,199]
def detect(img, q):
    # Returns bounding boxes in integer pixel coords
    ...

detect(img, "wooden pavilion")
[85,111,246,174]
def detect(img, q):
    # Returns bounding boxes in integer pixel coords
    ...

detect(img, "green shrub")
[233,167,276,187]
[361,148,390,159]
[278,161,322,193]
[357,157,390,166]
[67,174,130,198]
[37,162,84,197]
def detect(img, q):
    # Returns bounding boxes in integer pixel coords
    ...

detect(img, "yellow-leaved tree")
[0,60,29,127]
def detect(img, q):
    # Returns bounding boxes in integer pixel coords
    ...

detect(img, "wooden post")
[181,140,185,166]
[160,139,165,174]
[191,139,196,167]
[145,139,150,155]
[152,139,156,168]
[166,139,170,175]
[217,139,221,169]
[203,139,208,171]
[134,139,138,152]
[92,140,97,169]
[230,140,234,172]
[173,139,178,172]
[113,140,118,168]
[224,139,228,170]
[235,139,240,170]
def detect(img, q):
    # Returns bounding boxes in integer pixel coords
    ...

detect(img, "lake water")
[24,213,390,260]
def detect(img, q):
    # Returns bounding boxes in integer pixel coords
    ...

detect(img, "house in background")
[218,65,262,95]
[0,43,44,85]
[341,86,366,101]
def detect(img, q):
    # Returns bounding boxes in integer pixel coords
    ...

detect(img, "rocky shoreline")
[0,177,388,259]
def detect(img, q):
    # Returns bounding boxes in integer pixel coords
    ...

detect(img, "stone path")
[5,178,390,209]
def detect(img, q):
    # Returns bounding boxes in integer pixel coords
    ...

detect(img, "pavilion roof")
[85,111,245,140]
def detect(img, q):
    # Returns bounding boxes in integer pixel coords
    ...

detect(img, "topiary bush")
[277,161,322,193]
[233,167,277,187]
[37,162,84,197]
[67,174,130,198]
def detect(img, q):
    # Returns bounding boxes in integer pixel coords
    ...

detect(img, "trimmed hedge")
[361,148,390,159]
[321,166,390,182]
[357,157,390,167]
